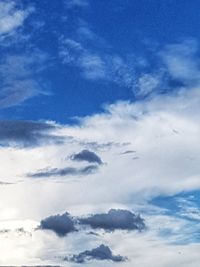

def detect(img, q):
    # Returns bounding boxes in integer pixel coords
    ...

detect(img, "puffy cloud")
[65,244,126,263]
[71,149,103,164]
[79,209,145,231]
[40,212,76,236]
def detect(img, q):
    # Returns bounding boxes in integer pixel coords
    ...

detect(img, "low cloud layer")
[65,244,126,263]
[71,149,103,164]
[79,209,145,231]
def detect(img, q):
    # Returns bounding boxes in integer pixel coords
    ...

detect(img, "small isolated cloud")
[0,1,32,37]
[0,120,63,147]
[28,165,98,178]
[79,209,145,231]
[65,244,127,263]
[40,212,76,236]
[71,149,103,164]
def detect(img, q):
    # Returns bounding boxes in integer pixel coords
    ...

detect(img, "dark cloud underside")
[71,149,103,164]
[0,120,63,147]
[65,244,126,263]
[40,212,76,236]
[28,165,98,178]
[79,209,145,231]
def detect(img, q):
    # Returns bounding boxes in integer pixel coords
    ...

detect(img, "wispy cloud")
[65,0,89,9]
[0,1,33,37]
[28,165,98,178]
[0,52,49,108]
[60,37,136,89]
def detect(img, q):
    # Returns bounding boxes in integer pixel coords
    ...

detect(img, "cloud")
[0,53,49,108]
[0,1,32,37]
[65,0,89,9]
[71,150,103,164]
[160,39,200,86]
[28,164,98,178]
[136,74,160,96]
[65,244,126,263]
[40,212,76,236]
[79,209,145,231]
[0,120,63,147]
[59,36,136,90]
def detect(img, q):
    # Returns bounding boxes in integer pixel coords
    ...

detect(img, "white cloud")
[60,37,136,89]
[160,39,200,83]
[0,1,32,36]
[137,74,160,96]
[0,52,49,108]
[0,82,200,264]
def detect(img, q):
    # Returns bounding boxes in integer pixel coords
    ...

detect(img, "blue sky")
[1,0,200,266]
[2,0,200,122]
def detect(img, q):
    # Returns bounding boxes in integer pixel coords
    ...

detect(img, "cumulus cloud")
[40,212,76,236]
[71,149,103,164]
[79,209,145,231]
[0,120,63,147]
[65,244,126,263]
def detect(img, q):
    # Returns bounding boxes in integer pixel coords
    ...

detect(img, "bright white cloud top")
[1,0,200,266]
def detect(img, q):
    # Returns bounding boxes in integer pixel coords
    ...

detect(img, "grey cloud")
[28,164,98,178]
[120,150,136,155]
[40,212,76,236]
[65,244,127,263]
[0,120,63,147]
[71,149,102,164]
[79,209,145,231]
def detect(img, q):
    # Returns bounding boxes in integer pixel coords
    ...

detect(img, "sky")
[1,0,200,266]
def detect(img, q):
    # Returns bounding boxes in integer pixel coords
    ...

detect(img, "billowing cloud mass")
[65,244,126,263]
[71,149,103,164]
[1,0,200,266]
[79,209,145,231]
[40,212,76,236]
